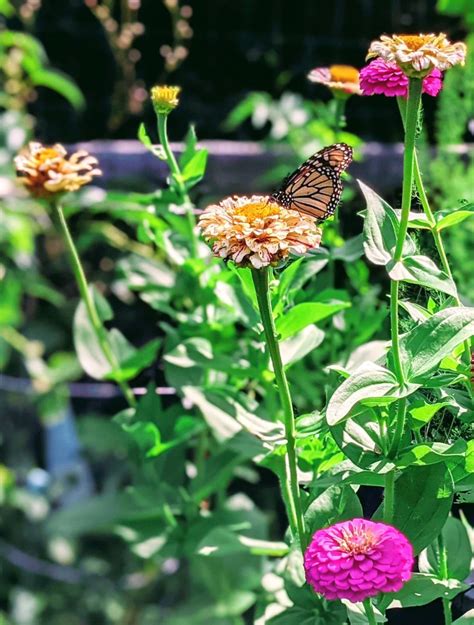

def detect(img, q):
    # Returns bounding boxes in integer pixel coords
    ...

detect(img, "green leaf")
[304,485,362,535]
[107,338,160,382]
[182,148,208,187]
[276,299,350,340]
[196,527,289,558]
[436,203,474,230]
[396,440,467,469]
[137,123,166,159]
[381,573,468,609]
[360,180,415,266]
[326,364,417,426]
[29,68,85,110]
[179,125,198,168]
[419,516,472,581]
[399,307,474,381]
[331,411,385,469]
[343,600,386,624]
[387,255,458,297]
[408,399,452,430]
[374,464,454,553]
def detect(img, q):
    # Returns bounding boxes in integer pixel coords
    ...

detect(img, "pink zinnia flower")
[304,518,414,602]
[360,58,443,97]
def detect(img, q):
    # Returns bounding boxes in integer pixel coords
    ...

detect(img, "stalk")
[156,112,197,257]
[383,470,395,524]
[52,201,136,408]
[397,97,472,384]
[387,78,422,460]
[363,598,377,625]
[438,533,453,625]
[251,267,306,551]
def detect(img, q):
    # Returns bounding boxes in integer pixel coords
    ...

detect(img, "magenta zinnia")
[198,195,321,269]
[304,518,414,602]
[360,58,443,98]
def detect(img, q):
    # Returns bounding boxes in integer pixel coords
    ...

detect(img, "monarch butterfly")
[271,143,353,222]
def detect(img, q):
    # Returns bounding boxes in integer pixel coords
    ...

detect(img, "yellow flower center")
[398,35,432,50]
[329,65,359,83]
[37,147,62,163]
[338,529,377,555]
[234,200,281,221]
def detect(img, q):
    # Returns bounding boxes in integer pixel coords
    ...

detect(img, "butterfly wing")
[272,143,353,221]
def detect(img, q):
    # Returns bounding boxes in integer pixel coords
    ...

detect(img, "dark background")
[19,0,464,143]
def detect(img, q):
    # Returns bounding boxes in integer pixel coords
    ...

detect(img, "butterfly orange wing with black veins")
[271,143,353,222]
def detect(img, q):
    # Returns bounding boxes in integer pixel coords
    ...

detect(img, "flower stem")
[383,470,395,524]
[438,533,453,625]
[397,97,472,385]
[156,112,197,257]
[251,267,306,551]
[363,598,378,625]
[387,78,422,460]
[52,201,136,408]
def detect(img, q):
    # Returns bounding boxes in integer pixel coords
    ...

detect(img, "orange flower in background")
[14,142,101,198]
[308,64,361,97]
[198,195,322,269]
[367,33,467,76]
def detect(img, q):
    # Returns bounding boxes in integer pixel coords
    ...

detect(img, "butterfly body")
[271,143,353,222]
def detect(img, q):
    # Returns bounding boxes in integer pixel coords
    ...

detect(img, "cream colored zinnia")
[367,33,467,76]
[308,64,362,96]
[198,195,322,269]
[15,142,101,198]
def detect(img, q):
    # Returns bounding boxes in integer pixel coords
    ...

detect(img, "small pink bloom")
[304,518,414,602]
[360,58,443,98]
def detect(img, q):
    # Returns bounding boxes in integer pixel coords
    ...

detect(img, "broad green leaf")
[304,485,362,534]
[331,410,385,469]
[381,573,468,609]
[436,203,474,230]
[396,440,467,469]
[388,255,457,297]
[343,600,386,624]
[279,325,325,368]
[374,464,454,553]
[419,516,472,581]
[399,307,474,381]
[107,338,160,382]
[453,609,474,624]
[359,180,415,266]
[326,364,417,426]
[276,300,350,340]
[179,124,198,168]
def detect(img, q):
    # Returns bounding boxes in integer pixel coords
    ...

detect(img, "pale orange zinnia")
[198,195,322,269]
[308,65,361,96]
[15,142,101,198]
[367,33,467,76]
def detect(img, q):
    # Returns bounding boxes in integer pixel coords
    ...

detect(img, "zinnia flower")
[367,33,467,77]
[198,195,322,269]
[360,58,443,97]
[308,65,362,97]
[150,85,181,114]
[15,142,101,198]
[304,518,414,602]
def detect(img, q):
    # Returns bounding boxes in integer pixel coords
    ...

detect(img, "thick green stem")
[363,598,377,625]
[383,470,395,524]
[438,533,453,625]
[251,267,306,551]
[52,202,136,408]
[398,97,472,382]
[387,78,422,462]
[156,112,197,256]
